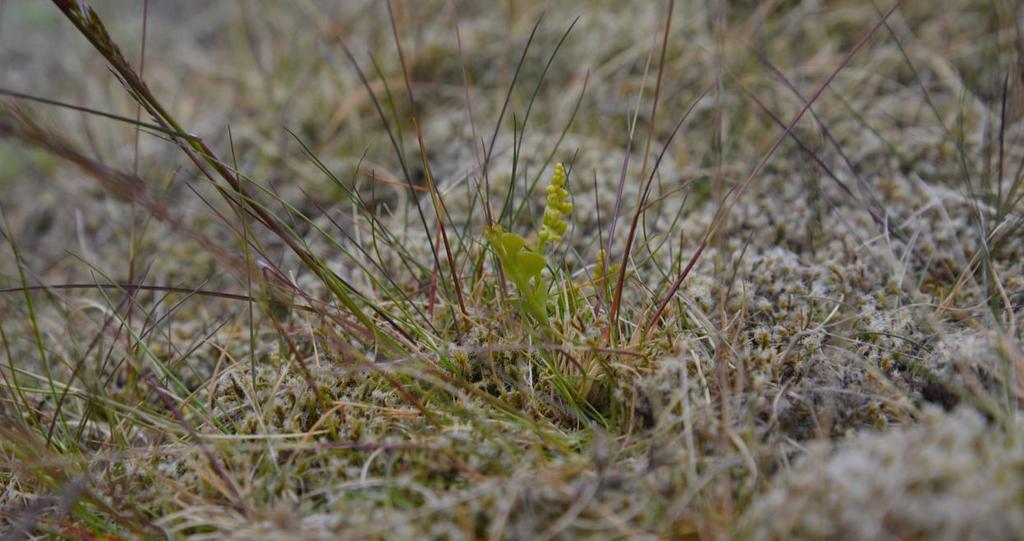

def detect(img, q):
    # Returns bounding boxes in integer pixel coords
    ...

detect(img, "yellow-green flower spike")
[538,163,572,249]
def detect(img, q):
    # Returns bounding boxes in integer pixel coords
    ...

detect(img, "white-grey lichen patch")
[745,406,1024,541]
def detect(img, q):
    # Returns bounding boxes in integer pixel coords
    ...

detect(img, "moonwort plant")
[486,163,572,325]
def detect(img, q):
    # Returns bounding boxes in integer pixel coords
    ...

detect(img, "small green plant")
[485,225,549,322]
[486,163,572,324]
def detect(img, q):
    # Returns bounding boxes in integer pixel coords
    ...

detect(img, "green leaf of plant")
[518,251,546,277]
[500,232,527,254]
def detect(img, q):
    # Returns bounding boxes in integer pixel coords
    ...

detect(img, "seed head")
[538,163,572,247]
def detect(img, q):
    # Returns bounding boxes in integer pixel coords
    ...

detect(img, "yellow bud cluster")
[538,163,572,248]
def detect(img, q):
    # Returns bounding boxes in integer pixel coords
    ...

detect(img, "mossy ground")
[1,1,1023,539]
